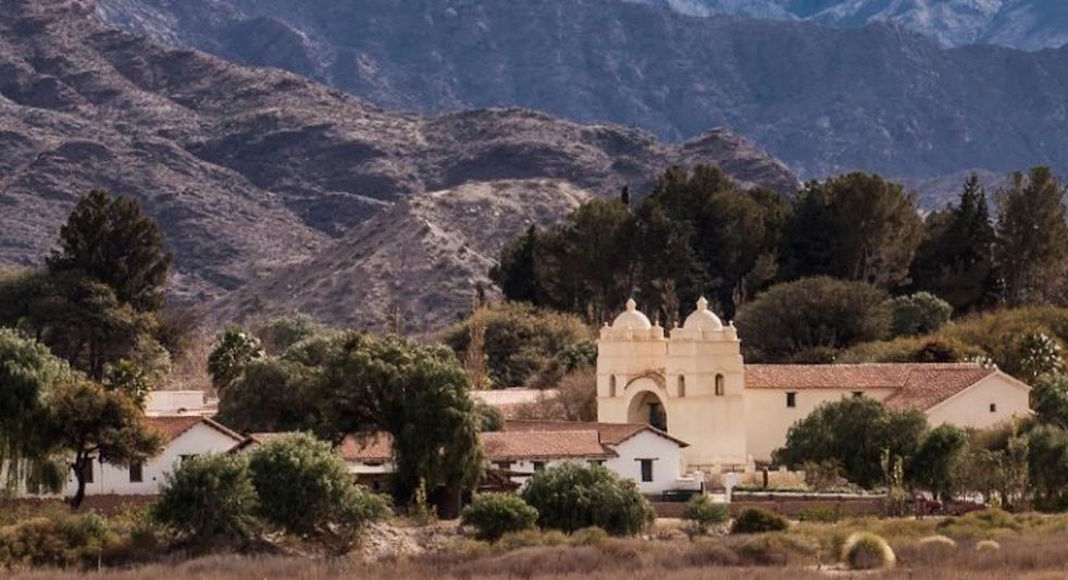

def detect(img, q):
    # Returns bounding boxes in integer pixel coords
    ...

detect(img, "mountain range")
[94,0,1068,181]
[0,0,795,328]
[630,0,1068,50]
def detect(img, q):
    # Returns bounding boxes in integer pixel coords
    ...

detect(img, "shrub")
[730,508,788,534]
[496,529,569,550]
[0,512,119,569]
[521,464,654,536]
[888,292,953,337]
[683,495,730,535]
[797,506,842,523]
[462,494,539,541]
[734,534,793,565]
[247,433,388,552]
[976,539,1001,552]
[918,534,958,556]
[842,532,895,570]
[569,526,609,546]
[153,453,259,545]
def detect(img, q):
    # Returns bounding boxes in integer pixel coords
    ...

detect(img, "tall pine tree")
[910,175,999,312]
[996,167,1068,306]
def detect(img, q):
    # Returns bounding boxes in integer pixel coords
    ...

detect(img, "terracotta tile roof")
[503,420,690,447]
[744,363,999,411]
[145,416,246,445]
[338,433,394,463]
[480,430,616,461]
[884,366,1000,411]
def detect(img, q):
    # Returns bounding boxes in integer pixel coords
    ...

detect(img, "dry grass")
[9,512,1068,580]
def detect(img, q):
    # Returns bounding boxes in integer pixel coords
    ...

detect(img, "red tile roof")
[503,420,690,447]
[145,416,245,444]
[338,433,394,463]
[480,430,616,461]
[744,363,999,411]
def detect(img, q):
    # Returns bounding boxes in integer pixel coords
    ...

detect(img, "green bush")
[683,495,730,535]
[497,529,568,550]
[461,493,539,541]
[153,453,259,545]
[842,532,895,570]
[797,506,842,523]
[888,292,953,337]
[247,433,389,552]
[730,508,789,534]
[521,464,654,536]
[0,512,119,570]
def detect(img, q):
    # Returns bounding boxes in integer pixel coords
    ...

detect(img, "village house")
[50,416,246,497]
[597,298,1034,472]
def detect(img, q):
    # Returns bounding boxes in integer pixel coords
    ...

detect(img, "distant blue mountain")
[627,0,1068,50]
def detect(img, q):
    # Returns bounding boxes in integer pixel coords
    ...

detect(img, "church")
[597,298,1033,474]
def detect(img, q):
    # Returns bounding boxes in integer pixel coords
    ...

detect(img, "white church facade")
[597,298,1034,473]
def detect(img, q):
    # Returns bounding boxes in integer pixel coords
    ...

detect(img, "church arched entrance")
[628,391,667,431]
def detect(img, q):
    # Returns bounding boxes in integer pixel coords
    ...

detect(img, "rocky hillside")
[209,180,592,333]
[1,0,794,323]
[94,0,1068,180]
[630,0,1068,50]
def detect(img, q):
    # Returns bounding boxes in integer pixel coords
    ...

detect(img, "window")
[639,459,654,483]
[83,461,94,484]
[852,391,863,399]
[609,375,617,397]
[990,403,997,413]
[786,392,797,408]
[533,461,546,472]
[129,462,143,483]
[715,374,725,396]
[179,454,198,464]
[589,460,604,467]
[678,375,686,397]
[494,461,513,470]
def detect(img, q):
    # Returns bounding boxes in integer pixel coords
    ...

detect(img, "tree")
[491,226,543,305]
[460,493,539,541]
[512,368,597,422]
[153,454,259,544]
[910,175,999,312]
[1016,332,1064,382]
[255,314,326,355]
[735,277,891,362]
[45,380,162,509]
[314,333,483,510]
[215,357,318,434]
[443,302,591,388]
[781,173,922,290]
[247,433,389,553]
[907,424,967,501]
[887,292,953,337]
[1027,425,1068,510]
[520,463,654,536]
[996,167,1068,306]
[207,328,265,392]
[772,397,927,488]
[47,190,173,313]
[1032,373,1068,430]
[0,329,74,492]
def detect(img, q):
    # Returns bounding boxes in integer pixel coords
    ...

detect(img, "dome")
[611,298,652,330]
[683,297,723,331]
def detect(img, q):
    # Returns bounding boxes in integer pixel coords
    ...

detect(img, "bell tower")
[596,299,668,427]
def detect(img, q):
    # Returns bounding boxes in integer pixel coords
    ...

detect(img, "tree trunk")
[70,456,88,511]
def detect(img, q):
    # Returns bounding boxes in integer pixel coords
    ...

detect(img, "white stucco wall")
[925,373,1032,430]
[605,430,691,494]
[47,423,243,496]
[744,388,897,464]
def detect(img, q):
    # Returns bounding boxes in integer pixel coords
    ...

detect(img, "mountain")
[0,0,795,324]
[627,0,1068,50]
[209,180,592,333]
[94,0,1068,181]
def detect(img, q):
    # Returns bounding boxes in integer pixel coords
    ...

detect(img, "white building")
[45,416,246,497]
[597,298,1034,472]
[335,421,700,495]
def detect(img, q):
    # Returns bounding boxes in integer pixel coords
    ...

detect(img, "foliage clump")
[682,494,729,535]
[461,493,539,541]
[521,464,654,536]
[0,512,118,569]
[247,433,389,552]
[153,454,259,546]
[730,508,788,534]
[842,532,895,570]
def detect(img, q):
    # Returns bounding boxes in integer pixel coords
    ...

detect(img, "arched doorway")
[628,391,667,431]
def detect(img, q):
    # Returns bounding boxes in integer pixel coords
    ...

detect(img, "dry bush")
[976,539,1001,552]
[511,368,596,421]
[842,532,895,570]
